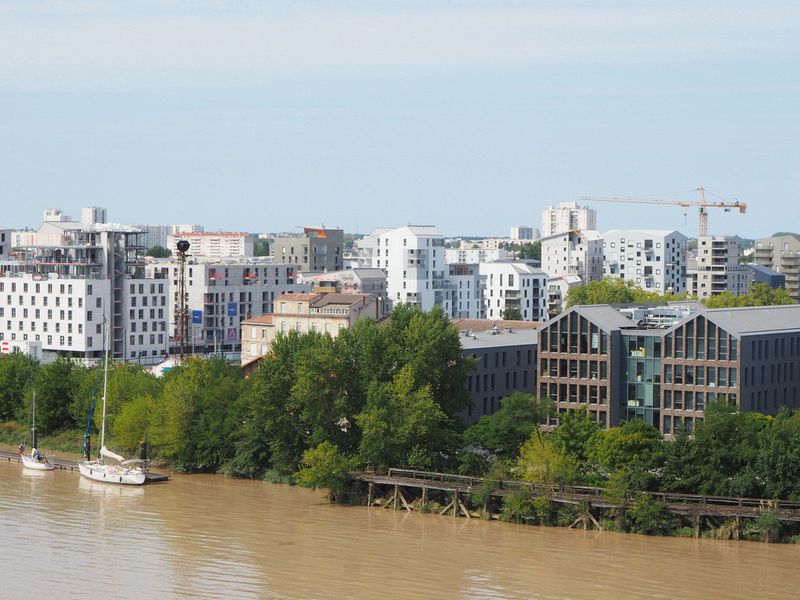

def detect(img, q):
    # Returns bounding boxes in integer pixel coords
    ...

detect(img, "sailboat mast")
[100,317,110,451]
[31,391,36,449]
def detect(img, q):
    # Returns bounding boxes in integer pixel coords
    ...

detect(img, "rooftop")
[453,319,543,332]
[460,327,538,350]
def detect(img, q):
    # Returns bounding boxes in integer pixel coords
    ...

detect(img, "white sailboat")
[20,391,55,471]
[78,320,146,486]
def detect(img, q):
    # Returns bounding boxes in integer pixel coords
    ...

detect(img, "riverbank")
[345,468,800,544]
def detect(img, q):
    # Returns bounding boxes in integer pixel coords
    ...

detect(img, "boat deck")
[0,449,170,482]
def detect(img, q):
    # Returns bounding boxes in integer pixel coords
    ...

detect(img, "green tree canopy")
[253,238,271,256]
[0,352,39,421]
[145,245,172,258]
[463,392,552,459]
[501,307,523,321]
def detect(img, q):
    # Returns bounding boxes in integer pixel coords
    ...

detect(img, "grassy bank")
[0,421,86,455]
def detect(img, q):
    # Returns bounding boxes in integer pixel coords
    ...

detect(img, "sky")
[0,1,798,239]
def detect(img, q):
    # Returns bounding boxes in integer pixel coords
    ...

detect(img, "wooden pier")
[1,449,170,482]
[354,468,800,527]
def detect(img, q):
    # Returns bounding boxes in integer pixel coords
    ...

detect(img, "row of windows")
[0,282,95,295]
[4,295,96,308]
[664,364,737,387]
[467,370,531,393]
[129,283,165,294]
[540,358,609,380]
[4,318,94,334]
[539,383,610,405]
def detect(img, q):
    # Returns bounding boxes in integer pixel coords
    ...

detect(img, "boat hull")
[78,462,146,485]
[21,455,55,471]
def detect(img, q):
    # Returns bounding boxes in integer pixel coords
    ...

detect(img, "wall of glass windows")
[622,333,662,426]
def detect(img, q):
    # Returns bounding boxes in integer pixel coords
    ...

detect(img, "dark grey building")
[459,325,538,425]
[743,263,785,289]
[538,301,800,435]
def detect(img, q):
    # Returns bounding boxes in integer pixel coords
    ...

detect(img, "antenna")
[175,240,191,360]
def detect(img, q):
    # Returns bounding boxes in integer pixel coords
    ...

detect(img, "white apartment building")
[602,230,687,293]
[459,238,511,251]
[541,229,603,313]
[147,259,310,354]
[479,261,548,321]
[541,202,597,237]
[445,248,510,264]
[0,210,166,362]
[167,232,254,259]
[361,225,446,312]
[446,263,483,319]
[687,236,751,299]
[131,223,205,251]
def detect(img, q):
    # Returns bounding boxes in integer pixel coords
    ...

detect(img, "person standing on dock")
[17,443,24,456]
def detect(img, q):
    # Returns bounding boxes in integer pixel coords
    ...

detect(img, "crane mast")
[579,187,746,236]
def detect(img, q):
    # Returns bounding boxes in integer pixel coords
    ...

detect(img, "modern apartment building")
[446,263,483,319]
[458,322,540,425]
[541,229,603,312]
[753,234,800,300]
[479,261,548,321]
[272,227,344,273]
[686,236,751,299]
[168,232,254,259]
[0,227,11,258]
[510,226,535,241]
[445,248,510,264]
[602,230,687,293]
[537,302,800,435]
[361,225,446,312]
[541,202,597,237]
[0,209,166,362]
[146,259,310,355]
[240,292,379,365]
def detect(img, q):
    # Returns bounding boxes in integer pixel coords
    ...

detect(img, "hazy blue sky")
[1,1,798,238]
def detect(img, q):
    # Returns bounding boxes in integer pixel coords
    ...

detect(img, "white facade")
[541,202,597,237]
[134,225,171,250]
[81,207,107,226]
[479,261,548,321]
[445,248,510,264]
[602,230,687,293]
[0,213,166,362]
[541,229,603,284]
[147,259,310,353]
[168,232,254,259]
[361,225,446,312]
[687,236,752,298]
[446,263,483,319]
[459,238,511,250]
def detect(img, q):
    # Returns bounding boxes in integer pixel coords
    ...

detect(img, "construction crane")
[579,187,747,236]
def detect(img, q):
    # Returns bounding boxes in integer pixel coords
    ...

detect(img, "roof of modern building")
[453,319,543,332]
[170,231,250,237]
[602,229,684,237]
[703,304,800,335]
[743,263,784,277]
[460,328,538,350]
[367,225,442,237]
[539,229,602,242]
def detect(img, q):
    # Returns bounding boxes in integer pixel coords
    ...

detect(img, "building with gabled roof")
[240,292,380,365]
[538,301,800,436]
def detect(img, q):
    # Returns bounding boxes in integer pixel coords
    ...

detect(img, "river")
[0,458,797,599]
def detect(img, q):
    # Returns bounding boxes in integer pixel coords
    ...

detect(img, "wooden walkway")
[354,468,800,523]
[0,449,170,482]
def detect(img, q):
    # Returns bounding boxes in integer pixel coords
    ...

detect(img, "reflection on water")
[1,457,799,599]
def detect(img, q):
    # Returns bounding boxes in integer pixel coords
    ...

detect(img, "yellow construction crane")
[579,187,747,237]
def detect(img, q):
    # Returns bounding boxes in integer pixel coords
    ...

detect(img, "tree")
[26,358,85,433]
[566,276,686,308]
[515,431,580,484]
[253,238,271,257]
[356,365,454,470]
[501,307,523,321]
[702,283,795,308]
[112,394,159,451]
[0,352,39,421]
[154,357,244,472]
[688,402,768,497]
[550,408,600,464]
[588,419,663,488]
[463,392,552,459]
[295,441,356,502]
[145,245,172,258]
[756,410,800,500]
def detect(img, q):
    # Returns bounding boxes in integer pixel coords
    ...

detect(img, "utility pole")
[175,240,191,360]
